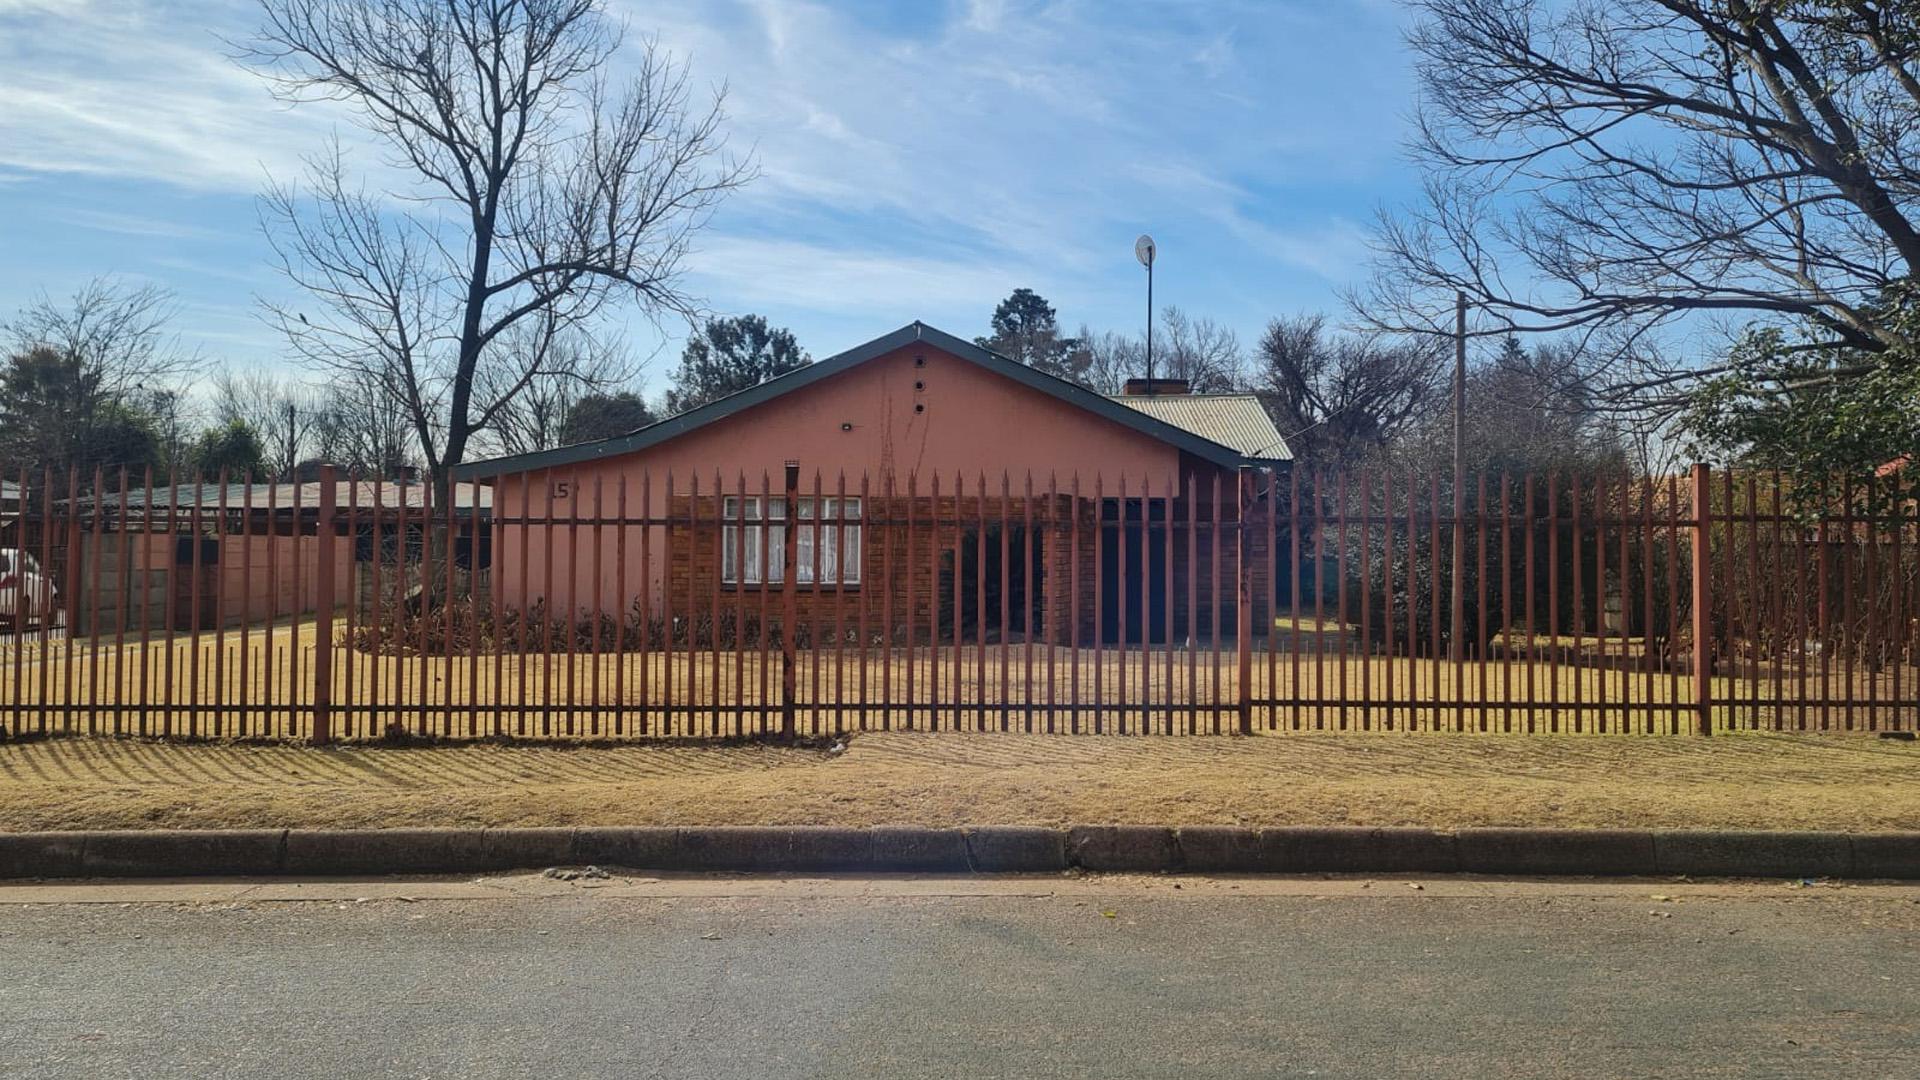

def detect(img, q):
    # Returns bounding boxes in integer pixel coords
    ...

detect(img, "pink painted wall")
[491,341,1192,617]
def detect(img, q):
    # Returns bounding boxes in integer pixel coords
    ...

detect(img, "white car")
[0,549,57,629]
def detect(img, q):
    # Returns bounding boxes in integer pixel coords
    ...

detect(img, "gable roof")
[1110,393,1291,463]
[451,322,1287,479]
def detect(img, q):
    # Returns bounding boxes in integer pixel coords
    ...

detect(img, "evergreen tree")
[976,288,1088,382]
[561,391,656,444]
[662,316,809,416]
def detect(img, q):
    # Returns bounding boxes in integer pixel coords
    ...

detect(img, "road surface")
[2,874,1917,1078]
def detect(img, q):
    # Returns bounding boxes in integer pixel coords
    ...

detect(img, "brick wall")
[664,489,1275,645]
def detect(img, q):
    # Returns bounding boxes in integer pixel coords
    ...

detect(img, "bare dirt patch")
[3,731,1918,833]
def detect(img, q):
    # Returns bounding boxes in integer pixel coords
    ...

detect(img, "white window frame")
[722,496,862,586]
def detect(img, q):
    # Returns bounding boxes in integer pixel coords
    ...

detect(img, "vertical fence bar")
[813,470,827,736]
[113,466,130,736]
[1166,475,1180,733]
[1885,471,1901,730]
[860,472,872,732]
[782,461,799,738]
[1690,464,1713,736]
[734,471,749,737]
[1069,474,1080,734]
[1026,473,1038,733]
[1311,471,1326,731]
[1116,474,1129,734]
[949,472,963,730]
[612,473,627,738]
[490,473,507,738]
[312,465,337,745]
[1545,473,1559,734]
[342,476,359,741]
[1841,474,1857,732]
[973,473,986,733]
[1427,473,1443,728]
[1501,473,1515,733]
[1288,467,1301,732]
[929,472,942,732]
[1059,470,1075,730]
[1524,474,1538,735]
[1568,474,1583,735]
[835,471,849,736]
[755,470,770,735]
[588,474,605,738]
[516,472,531,737]
[1093,475,1105,734]
[904,473,918,731]
[1237,466,1253,735]
[1335,472,1350,733]
[1476,474,1490,732]
[1639,475,1656,732]
[1210,473,1224,734]
[638,471,654,737]
[1113,472,1121,730]
[1359,469,1374,732]
[1264,469,1277,733]
[999,472,1011,733]
[1405,471,1419,731]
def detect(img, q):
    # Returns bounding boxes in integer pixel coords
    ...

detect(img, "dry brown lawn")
[3,730,1918,833]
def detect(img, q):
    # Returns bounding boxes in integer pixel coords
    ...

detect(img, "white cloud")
[0,0,1416,365]
[0,0,343,191]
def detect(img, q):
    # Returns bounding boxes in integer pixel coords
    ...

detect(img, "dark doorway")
[1098,498,1169,644]
[938,523,1045,643]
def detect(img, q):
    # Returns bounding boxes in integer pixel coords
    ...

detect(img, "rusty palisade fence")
[0,463,1916,742]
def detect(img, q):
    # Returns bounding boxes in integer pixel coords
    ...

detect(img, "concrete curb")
[0,826,1914,880]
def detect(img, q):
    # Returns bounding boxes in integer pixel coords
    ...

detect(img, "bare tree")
[1157,306,1243,392]
[212,369,321,479]
[4,278,199,406]
[1363,0,1920,410]
[476,323,635,456]
[243,0,752,486]
[310,367,415,478]
[1074,325,1137,395]
[0,279,199,488]
[1252,314,1443,469]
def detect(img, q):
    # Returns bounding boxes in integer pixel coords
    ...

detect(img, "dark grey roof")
[453,322,1279,479]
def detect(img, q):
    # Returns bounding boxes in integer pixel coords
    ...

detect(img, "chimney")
[1122,377,1191,397]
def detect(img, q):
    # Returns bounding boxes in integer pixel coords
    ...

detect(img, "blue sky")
[0,0,1418,398]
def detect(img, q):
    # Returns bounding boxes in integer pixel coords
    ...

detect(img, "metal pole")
[1145,262,1155,390]
[1450,292,1467,663]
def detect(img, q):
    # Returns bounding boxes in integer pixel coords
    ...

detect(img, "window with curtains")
[721,496,862,585]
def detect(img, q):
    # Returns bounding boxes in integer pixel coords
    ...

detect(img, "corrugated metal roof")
[72,482,492,513]
[1108,394,1292,462]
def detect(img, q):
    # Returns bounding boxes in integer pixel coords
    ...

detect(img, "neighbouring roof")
[1110,393,1291,463]
[452,322,1292,479]
[70,482,491,514]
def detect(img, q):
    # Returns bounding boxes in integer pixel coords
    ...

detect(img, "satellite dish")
[1134,234,1156,268]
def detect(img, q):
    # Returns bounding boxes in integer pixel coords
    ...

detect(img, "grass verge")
[2,731,1917,833]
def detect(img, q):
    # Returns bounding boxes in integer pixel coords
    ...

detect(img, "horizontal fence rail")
[0,463,1913,742]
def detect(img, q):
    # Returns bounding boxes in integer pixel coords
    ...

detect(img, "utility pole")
[1450,291,1467,663]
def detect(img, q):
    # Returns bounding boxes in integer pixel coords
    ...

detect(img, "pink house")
[455,323,1291,644]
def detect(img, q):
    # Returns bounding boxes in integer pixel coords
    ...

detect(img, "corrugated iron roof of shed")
[1108,393,1292,462]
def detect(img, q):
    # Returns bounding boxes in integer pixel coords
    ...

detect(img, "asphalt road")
[2,875,1918,1079]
